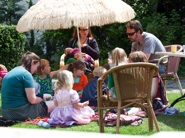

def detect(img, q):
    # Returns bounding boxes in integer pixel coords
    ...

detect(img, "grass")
[1,92,185,136]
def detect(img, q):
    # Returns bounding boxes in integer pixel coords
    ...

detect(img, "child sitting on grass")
[128,51,168,113]
[80,66,107,106]
[107,47,128,98]
[67,60,88,98]
[35,59,61,96]
[48,70,94,126]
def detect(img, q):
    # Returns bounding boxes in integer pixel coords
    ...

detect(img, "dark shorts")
[2,102,48,121]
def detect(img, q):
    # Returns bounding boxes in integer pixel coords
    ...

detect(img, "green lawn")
[1,92,185,136]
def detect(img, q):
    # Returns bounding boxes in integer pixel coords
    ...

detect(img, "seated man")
[126,20,166,74]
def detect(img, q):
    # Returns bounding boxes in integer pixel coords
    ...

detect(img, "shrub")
[0,25,26,70]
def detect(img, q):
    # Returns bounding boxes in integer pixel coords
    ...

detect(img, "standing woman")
[1,51,56,121]
[65,27,100,63]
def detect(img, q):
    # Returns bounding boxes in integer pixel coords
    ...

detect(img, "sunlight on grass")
[1,92,185,135]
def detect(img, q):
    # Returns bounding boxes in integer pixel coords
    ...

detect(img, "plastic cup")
[171,45,177,53]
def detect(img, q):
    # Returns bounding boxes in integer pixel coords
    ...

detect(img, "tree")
[0,0,24,25]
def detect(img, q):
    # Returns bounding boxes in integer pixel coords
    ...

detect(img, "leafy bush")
[0,25,26,70]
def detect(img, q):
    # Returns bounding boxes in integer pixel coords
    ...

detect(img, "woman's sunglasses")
[80,29,89,32]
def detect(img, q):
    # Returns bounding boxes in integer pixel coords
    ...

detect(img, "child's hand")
[74,53,80,58]
[43,94,53,101]
[83,101,89,107]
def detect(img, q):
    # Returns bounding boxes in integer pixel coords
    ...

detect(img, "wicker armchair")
[97,63,160,134]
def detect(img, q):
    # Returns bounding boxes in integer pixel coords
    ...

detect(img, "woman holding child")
[65,27,100,65]
[60,27,100,74]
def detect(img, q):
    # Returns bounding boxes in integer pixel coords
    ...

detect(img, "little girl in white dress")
[48,70,95,126]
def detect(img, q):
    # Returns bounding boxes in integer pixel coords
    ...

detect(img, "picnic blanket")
[22,113,144,127]
[0,107,146,127]
[104,113,143,126]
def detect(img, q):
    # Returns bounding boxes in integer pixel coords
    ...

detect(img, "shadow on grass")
[156,112,185,131]
[160,93,185,131]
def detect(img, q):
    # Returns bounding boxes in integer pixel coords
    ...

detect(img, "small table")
[155,51,185,107]
[155,51,185,57]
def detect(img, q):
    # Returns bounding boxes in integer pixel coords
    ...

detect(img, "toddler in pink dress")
[48,70,95,126]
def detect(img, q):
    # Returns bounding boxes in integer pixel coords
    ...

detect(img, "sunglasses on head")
[126,32,136,36]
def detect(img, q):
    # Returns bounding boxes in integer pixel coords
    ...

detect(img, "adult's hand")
[82,44,87,47]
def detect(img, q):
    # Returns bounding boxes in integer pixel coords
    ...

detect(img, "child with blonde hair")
[108,47,128,98]
[81,66,107,106]
[35,59,61,95]
[49,70,95,126]
[109,47,128,67]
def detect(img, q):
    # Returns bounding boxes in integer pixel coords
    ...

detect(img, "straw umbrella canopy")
[16,0,136,59]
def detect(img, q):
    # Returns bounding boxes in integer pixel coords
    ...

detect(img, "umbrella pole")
[77,27,83,61]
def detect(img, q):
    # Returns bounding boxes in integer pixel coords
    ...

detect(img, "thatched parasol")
[16,0,136,59]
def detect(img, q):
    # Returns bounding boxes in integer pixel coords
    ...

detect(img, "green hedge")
[0,25,26,70]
